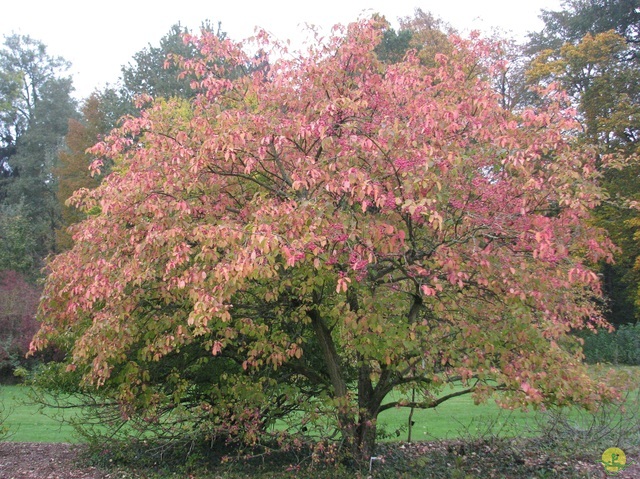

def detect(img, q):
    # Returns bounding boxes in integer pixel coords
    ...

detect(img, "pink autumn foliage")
[31,19,622,460]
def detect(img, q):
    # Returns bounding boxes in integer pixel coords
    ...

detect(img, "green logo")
[601,448,627,475]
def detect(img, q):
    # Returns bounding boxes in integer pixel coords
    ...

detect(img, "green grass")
[0,385,81,442]
[377,389,538,442]
[0,383,541,444]
[2,369,637,479]
[1,365,637,444]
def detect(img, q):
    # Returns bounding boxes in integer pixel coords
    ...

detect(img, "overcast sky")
[1,1,562,99]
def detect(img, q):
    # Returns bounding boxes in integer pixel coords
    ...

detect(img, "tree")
[527,0,640,52]
[0,34,77,274]
[0,270,40,379]
[527,31,638,147]
[96,22,227,128]
[32,21,618,466]
[6,76,78,258]
[527,2,640,325]
[0,34,73,160]
[55,95,108,250]
[398,8,453,66]
[374,9,453,68]
[0,202,39,276]
[120,22,218,101]
[56,23,230,252]
[526,1,640,151]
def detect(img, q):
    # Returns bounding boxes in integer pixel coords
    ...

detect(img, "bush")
[580,323,640,365]
[0,270,41,381]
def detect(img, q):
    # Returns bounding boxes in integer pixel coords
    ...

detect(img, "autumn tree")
[54,24,228,252]
[55,95,109,250]
[33,21,617,466]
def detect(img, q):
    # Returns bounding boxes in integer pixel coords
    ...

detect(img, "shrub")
[0,270,41,381]
[581,323,640,365]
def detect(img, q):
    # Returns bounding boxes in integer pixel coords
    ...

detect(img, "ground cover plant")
[31,17,623,470]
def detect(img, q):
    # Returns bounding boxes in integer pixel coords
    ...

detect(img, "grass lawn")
[1,365,637,444]
[377,389,539,442]
[0,385,80,443]
[0,383,546,444]
[0,369,638,479]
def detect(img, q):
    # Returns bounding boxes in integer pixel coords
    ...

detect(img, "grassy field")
[0,385,81,442]
[1,365,637,444]
[1,371,638,478]
[0,383,544,444]
[377,390,538,442]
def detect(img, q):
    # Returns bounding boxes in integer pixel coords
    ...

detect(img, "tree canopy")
[527,0,640,52]
[33,20,618,464]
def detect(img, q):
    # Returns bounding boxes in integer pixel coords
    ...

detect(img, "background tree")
[0,34,77,275]
[398,8,453,66]
[54,95,107,250]
[32,21,618,467]
[526,0,640,325]
[96,21,226,127]
[120,22,217,101]
[374,9,452,68]
[528,0,639,51]
[0,202,38,277]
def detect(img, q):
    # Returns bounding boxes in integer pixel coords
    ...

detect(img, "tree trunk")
[307,293,389,468]
[349,359,376,464]
[351,409,378,465]
[308,307,347,398]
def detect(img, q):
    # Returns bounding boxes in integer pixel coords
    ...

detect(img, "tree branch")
[378,386,475,413]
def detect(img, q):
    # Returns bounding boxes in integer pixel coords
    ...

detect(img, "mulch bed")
[0,440,638,478]
[0,443,109,479]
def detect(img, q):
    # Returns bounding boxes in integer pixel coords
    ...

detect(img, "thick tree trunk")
[308,306,379,467]
[351,409,378,465]
[351,360,377,463]
[308,292,390,468]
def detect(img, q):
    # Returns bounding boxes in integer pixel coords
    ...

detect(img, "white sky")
[1,1,562,100]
